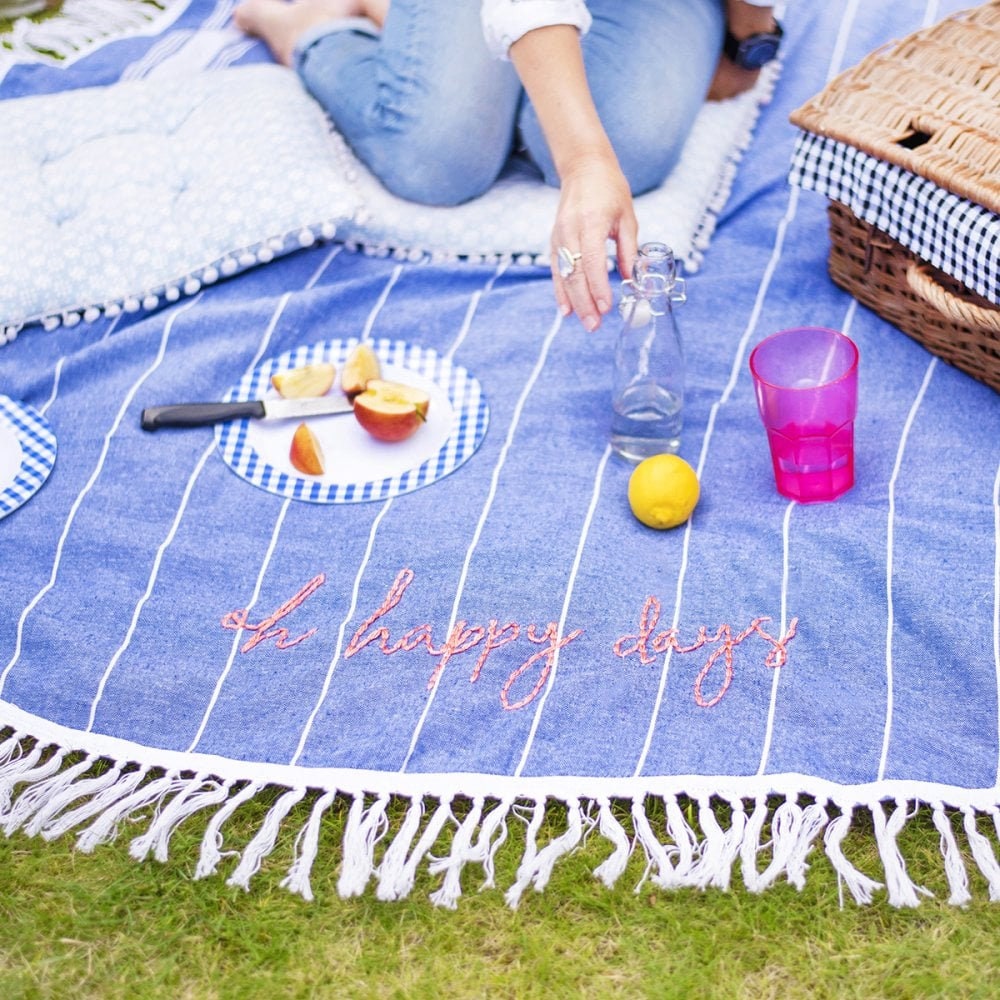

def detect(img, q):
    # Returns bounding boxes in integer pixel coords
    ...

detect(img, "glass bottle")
[610,243,687,462]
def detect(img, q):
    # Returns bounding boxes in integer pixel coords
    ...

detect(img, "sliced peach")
[289,422,325,476]
[271,361,337,399]
[353,379,430,443]
[340,343,381,398]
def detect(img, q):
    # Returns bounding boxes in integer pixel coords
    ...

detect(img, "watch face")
[739,36,780,70]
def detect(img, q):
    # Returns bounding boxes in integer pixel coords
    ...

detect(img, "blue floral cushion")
[0,61,770,337]
[0,64,361,333]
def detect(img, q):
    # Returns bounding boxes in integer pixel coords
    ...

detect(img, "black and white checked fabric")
[788,131,1000,306]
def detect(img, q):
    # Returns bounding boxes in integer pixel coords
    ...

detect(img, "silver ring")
[557,246,582,279]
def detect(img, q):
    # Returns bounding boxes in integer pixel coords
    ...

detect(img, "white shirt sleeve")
[481,0,592,60]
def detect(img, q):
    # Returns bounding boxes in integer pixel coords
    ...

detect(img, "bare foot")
[234,0,367,67]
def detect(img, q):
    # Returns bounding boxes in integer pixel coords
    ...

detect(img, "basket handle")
[905,263,1000,333]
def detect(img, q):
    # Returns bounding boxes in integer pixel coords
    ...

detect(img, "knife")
[141,395,354,431]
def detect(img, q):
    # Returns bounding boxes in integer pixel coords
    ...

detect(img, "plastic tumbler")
[749,326,859,503]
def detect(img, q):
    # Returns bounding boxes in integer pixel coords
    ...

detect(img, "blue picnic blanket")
[1,0,998,908]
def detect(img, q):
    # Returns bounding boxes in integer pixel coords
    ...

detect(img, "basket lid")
[789,2,1000,215]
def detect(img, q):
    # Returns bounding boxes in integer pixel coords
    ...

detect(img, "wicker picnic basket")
[789,2,1000,392]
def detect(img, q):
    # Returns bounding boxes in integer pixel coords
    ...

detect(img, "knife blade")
[141,395,354,431]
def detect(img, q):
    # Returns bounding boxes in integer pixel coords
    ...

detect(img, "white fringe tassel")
[378,798,453,903]
[374,795,427,901]
[871,800,934,908]
[0,0,187,81]
[337,792,391,898]
[130,774,233,863]
[0,731,26,766]
[7,736,1000,909]
[964,807,1000,902]
[824,807,884,905]
[26,761,126,838]
[227,786,308,891]
[464,797,512,891]
[742,797,806,893]
[0,739,45,813]
[505,798,584,909]
[428,796,486,909]
[40,764,149,840]
[632,796,683,890]
[195,780,264,880]
[592,797,632,889]
[3,750,90,834]
[932,803,972,907]
[690,796,747,891]
[281,789,337,902]
[76,770,189,853]
[0,746,73,828]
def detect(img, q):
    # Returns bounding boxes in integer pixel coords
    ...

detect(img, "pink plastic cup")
[749,326,859,503]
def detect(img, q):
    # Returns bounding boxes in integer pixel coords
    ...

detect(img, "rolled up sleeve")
[481,0,592,60]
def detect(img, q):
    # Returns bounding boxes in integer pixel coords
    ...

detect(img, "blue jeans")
[295,0,725,207]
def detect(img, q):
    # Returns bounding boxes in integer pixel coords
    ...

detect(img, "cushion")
[0,61,773,336]
[0,64,360,332]
[336,80,770,271]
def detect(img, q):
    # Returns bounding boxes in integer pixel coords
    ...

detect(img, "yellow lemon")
[627,454,700,530]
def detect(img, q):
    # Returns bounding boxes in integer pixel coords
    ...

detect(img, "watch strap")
[723,20,784,70]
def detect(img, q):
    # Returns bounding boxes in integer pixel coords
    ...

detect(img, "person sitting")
[235,0,782,330]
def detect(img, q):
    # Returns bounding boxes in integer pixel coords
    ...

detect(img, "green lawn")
[3,782,1000,999]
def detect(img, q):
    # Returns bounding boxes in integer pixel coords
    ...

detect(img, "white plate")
[216,338,489,503]
[0,395,57,519]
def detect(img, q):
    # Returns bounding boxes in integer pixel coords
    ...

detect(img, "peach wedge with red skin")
[271,362,336,399]
[340,343,381,399]
[353,379,430,443]
[289,422,325,476]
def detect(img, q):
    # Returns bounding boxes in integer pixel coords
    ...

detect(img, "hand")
[707,54,761,101]
[550,154,638,332]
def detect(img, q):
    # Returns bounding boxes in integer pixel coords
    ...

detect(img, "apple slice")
[289,422,325,476]
[271,362,336,399]
[340,343,381,398]
[353,379,430,443]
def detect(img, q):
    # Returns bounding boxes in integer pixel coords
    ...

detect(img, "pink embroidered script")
[613,595,798,707]
[342,569,583,711]
[221,574,325,654]
[220,570,798,710]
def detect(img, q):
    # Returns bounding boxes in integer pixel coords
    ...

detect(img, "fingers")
[552,235,615,332]
[614,215,639,286]
[551,164,638,331]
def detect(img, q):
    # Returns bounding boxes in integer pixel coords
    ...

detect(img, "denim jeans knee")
[295,1,521,206]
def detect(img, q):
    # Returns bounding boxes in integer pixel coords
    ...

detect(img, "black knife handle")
[141,400,266,431]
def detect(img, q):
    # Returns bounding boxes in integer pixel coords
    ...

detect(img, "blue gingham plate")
[215,338,489,503]
[0,395,57,519]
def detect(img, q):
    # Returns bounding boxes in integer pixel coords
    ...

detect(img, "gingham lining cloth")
[788,130,1000,306]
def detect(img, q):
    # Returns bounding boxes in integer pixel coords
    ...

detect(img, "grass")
[3,778,1000,999]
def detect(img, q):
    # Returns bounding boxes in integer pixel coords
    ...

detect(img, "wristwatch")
[723,20,784,71]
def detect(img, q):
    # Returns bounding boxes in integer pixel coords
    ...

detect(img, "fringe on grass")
[10,741,1000,909]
